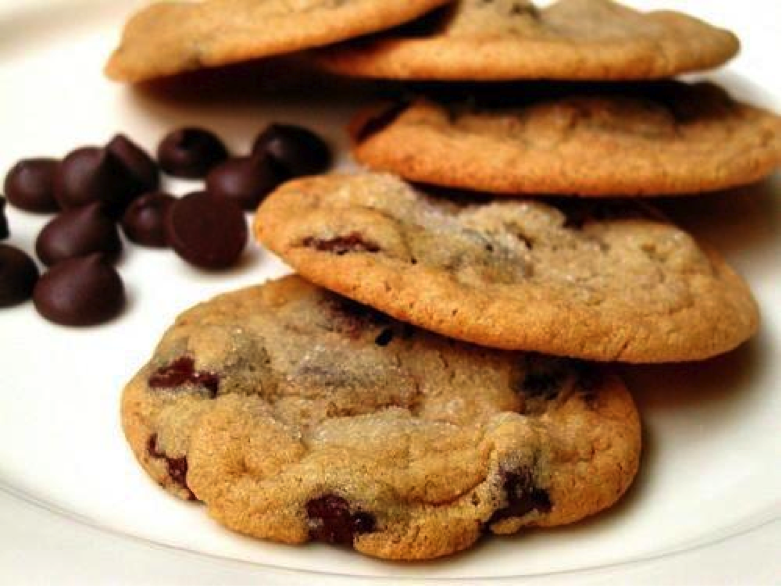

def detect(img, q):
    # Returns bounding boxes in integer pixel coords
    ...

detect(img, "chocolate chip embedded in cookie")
[350,82,781,197]
[254,173,759,363]
[121,276,641,560]
[105,0,453,83]
[316,0,739,81]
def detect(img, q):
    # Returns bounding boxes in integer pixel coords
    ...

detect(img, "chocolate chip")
[149,356,220,397]
[205,155,284,210]
[33,254,125,326]
[0,198,8,240]
[302,233,380,255]
[157,127,228,178]
[106,134,160,194]
[4,158,60,213]
[147,434,196,500]
[306,494,375,545]
[0,244,39,307]
[35,202,122,266]
[54,146,137,218]
[487,468,551,526]
[165,191,247,269]
[121,192,175,248]
[252,124,330,178]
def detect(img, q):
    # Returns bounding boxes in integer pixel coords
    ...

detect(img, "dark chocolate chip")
[157,127,228,178]
[4,158,60,213]
[33,254,125,326]
[306,494,375,545]
[54,146,136,218]
[252,124,330,178]
[121,192,175,248]
[165,191,247,269]
[35,202,122,266]
[106,134,160,194]
[302,232,380,255]
[0,198,8,240]
[147,434,196,500]
[205,155,284,210]
[149,356,220,398]
[0,244,39,307]
[487,468,551,526]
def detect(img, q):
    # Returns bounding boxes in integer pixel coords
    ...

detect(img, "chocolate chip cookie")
[254,173,759,363]
[351,82,781,197]
[316,0,739,81]
[105,0,451,83]
[121,276,641,560]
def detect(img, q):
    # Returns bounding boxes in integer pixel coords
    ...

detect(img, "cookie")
[316,0,739,81]
[121,276,641,560]
[105,0,450,83]
[254,173,759,363]
[350,82,782,197]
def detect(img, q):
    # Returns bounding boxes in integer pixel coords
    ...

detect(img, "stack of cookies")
[111,0,781,561]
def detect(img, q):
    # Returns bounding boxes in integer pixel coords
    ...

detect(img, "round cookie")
[316,0,739,81]
[105,0,451,83]
[121,276,641,560]
[351,82,782,197]
[254,173,759,363]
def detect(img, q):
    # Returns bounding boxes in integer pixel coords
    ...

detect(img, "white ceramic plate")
[0,1,779,584]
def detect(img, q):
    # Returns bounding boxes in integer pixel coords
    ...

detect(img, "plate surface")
[0,1,779,583]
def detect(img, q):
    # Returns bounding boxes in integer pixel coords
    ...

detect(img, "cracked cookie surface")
[121,276,641,560]
[105,0,450,83]
[255,173,758,362]
[316,0,739,81]
[351,82,781,197]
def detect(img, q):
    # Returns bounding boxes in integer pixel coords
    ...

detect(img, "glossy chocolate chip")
[107,134,160,194]
[0,198,8,240]
[487,468,551,526]
[0,244,39,307]
[4,158,60,213]
[33,254,125,326]
[54,146,136,217]
[157,127,228,178]
[121,192,175,248]
[165,191,247,270]
[302,233,380,255]
[252,124,331,178]
[205,155,284,210]
[148,356,220,398]
[306,494,375,545]
[147,434,196,500]
[35,202,122,266]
